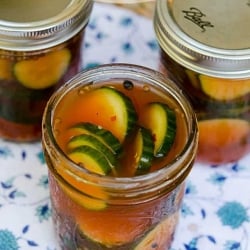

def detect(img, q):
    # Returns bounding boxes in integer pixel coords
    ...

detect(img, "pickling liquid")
[44,79,191,249]
[54,80,188,176]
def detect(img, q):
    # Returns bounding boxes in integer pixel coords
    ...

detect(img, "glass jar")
[0,0,93,142]
[154,0,250,164]
[42,64,198,249]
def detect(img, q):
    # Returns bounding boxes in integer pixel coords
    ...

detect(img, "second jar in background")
[0,0,93,142]
[154,0,250,164]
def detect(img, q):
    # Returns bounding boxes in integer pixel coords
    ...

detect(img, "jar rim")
[0,0,93,51]
[42,63,198,198]
[154,0,250,79]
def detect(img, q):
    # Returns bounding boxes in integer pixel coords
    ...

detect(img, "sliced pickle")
[122,127,154,176]
[70,122,122,155]
[67,133,116,166]
[14,48,71,89]
[198,119,250,148]
[200,75,250,101]
[139,102,177,157]
[69,86,138,143]
[68,145,113,175]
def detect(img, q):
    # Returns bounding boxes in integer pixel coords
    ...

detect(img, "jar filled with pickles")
[0,0,93,141]
[42,64,198,249]
[154,0,250,164]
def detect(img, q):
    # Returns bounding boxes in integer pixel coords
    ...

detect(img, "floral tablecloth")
[0,3,249,250]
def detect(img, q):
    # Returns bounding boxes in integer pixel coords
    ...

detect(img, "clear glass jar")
[0,0,93,141]
[154,0,250,164]
[42,64,198,249]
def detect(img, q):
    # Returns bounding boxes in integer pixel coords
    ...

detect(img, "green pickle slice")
[70,122,122,155]
[68,145,113,175]
[67,133,117,166]
[69,86,138,145]
[14,48,71,89]
[133,127,154,175]
[139,102,177,157]
[200,75,250,101]
[122,126,154,176]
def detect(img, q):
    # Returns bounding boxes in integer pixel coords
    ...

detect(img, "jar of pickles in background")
[154,0,250,164]
[42,64,198,249]
[0,0,93,142]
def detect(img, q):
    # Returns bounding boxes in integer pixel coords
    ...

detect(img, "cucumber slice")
[98,86,138,142]
[68,145,112,175]
[67,134,116,166]
[60,182,107,211]
[123,127,154,176]
[198,118,250,148]
[70,122,122,155]
[200,75,250,100]
[70,86,137,143]
[139,102,176,157]
[134,213,178,250]
[13,48,71,89]
[133,127,154,175]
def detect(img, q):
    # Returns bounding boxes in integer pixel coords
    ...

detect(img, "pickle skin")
[139,102,177,158]
[122,126,154,176]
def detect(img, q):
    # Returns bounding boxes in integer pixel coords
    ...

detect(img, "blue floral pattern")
[0,3,250,250]
[82,3,159,71]
[0,140,53,249]
[172,156,250,250]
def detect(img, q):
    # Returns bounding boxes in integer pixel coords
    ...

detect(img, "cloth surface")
[0,3,249,250]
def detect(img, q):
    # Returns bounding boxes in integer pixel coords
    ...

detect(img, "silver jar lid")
[154,0,250,79]
[0,0,93,51]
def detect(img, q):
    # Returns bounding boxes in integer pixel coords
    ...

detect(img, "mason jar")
[154,0,250,164]
[0,0,93,141]
[42,64,198,249]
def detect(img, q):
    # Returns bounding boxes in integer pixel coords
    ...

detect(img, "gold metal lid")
[154,0,250,78]
[0,0,93,51]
